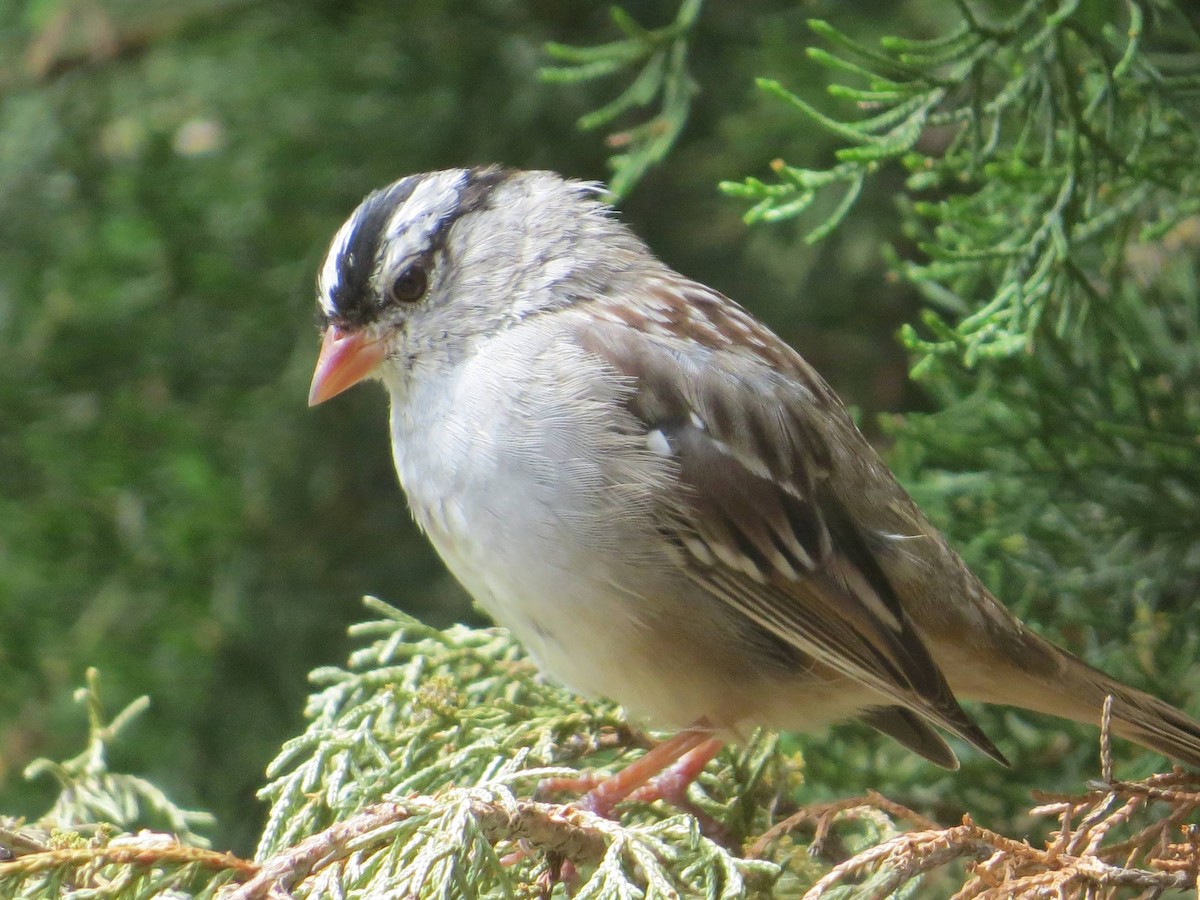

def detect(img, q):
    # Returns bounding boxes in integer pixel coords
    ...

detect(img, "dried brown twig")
[227,796,618,900]
[746,789,940,860]
[754,696,1200,899]
[6,695,1198,898]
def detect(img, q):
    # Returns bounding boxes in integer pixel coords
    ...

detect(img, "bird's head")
[307,166,642,405]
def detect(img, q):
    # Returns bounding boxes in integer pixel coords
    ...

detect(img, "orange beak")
[308,326,387,406]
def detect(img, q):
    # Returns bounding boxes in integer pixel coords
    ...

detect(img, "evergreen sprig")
[23,668,214,847]
[251,597,784,897]
[1,605,788,897]
[541,0,704,198]
[722,0,1200,368]
[0,669,226,899]
[722,0,1200,807]
[7,602,1199,897]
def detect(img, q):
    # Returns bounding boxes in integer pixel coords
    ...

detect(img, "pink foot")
[539,727,726,836]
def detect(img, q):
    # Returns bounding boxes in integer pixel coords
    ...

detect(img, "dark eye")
[389,264,427,304]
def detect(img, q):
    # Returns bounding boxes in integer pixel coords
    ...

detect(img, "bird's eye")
[388,264,428,304]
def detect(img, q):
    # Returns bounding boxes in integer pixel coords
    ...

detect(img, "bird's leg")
[506,735,727,880]
[540,724,724,821]
[625,737,724,805]
[624,737,728,841]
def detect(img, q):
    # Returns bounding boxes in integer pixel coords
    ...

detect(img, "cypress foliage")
[3,1,1198,896]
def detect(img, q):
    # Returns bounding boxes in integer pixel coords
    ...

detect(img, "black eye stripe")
[324,167,515,327]
[328,179,420,326]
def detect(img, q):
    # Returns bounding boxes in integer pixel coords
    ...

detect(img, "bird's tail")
[982,629,1200,768]
[1093,677,1200,768]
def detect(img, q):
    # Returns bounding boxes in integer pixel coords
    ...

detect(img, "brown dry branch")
[229,795,615,900]
[788,788,1199,900]
[746,789,940,860]
[0,832,256,883]
[802,818,1035,899]
[771,697,1200,899]
[1,794,625,898]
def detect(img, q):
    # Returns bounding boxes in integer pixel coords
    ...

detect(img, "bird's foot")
[538,728,727,839]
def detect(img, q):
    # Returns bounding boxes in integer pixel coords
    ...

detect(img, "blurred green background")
[3,0,1196,859]
[0,0,930,851]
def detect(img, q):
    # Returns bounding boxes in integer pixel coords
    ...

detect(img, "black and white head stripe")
[318,166,513,326]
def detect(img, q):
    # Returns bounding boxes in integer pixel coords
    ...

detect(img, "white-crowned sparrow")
[308,166,1200,806]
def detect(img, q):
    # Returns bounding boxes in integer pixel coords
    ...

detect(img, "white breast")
[381,316,891,736]
[387,318,684,709]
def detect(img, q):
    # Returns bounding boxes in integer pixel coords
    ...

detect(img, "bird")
[307,166,1200,813]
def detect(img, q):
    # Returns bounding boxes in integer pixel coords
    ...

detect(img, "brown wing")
[567,277,1007,766]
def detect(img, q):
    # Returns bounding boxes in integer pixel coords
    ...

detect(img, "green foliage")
[252,598,784,897]
[542,0,704,197]
[2,602,792,898]
[5,618,1196,897]
[723,0,1200,815]
[24,669,213,847]
[5,0,1200,895]
[1,670,225,899]
[725,0,1200,365]
[0,0,613,851]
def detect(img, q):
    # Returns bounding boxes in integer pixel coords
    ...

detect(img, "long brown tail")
[1095,679,1200,768]
[975,630,1200,767]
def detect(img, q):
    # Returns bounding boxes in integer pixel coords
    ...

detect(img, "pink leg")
[625,737,724,806]
[626,738,728,841]
[507,731,727,878]
[539,725,724,819]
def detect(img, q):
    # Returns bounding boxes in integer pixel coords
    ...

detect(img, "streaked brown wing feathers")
[567,281,1007,764]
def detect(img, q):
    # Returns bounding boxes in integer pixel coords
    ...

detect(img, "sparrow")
[307,166,1200,812]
